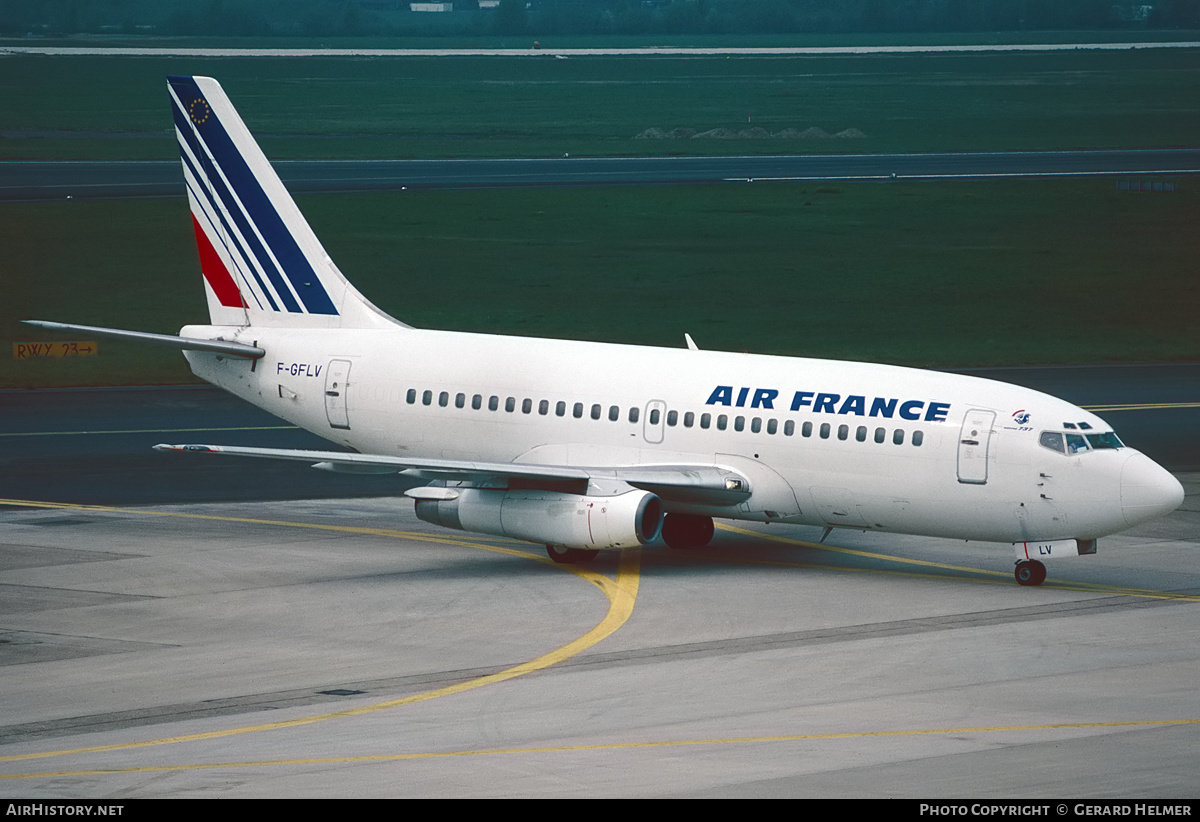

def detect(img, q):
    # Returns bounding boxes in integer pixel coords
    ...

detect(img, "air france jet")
[27,76,1184,587]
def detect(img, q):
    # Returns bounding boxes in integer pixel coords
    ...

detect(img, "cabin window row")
[404,389,923,446]
[407,389,630,421]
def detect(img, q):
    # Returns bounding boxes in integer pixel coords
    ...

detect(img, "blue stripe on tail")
[168,76,338,316]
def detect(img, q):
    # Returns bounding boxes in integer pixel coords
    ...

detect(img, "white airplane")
[27,76,1184,587]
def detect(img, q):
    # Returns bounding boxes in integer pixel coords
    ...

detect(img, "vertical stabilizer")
[167,75,400,330]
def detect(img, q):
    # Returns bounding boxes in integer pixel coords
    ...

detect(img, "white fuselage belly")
[184,323,1143,544]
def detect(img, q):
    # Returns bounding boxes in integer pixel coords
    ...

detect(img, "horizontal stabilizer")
[23,320,264,359]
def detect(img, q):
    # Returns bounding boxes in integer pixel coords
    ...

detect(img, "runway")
[4,149,1200,202]
[0,368,1198,797]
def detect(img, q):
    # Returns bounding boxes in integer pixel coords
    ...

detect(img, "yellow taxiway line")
[5,719,1198,780]
[0,498,640,765]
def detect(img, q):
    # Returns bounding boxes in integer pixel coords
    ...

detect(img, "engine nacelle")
[414,489,664,550]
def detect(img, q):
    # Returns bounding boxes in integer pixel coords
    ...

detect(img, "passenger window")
[717,415,728,431]
[489,395,499,411]
[439,391,449,407]
[802,421,813,437]
[700,413,711,429]
[591,404,602,420]
[767,418,777,435]
[684,411,694,428]
[505,397,515,413]
[912,430,924,446]
[522,398,532,414]
[667,410,678,426]
[556,400,566,417]
[1039,431,1066,454]
[751,417,762,434]
[455,392,465,409]
[856,426,867,442]
[629,407,640,423]
[893,428,904,445]
[423,390,433,406]
[820,423,830,439]
[649,408,660,425]
[609,405,620,422]
[539,399,549,415]
[874,427,885,444]
[734,416,745,432]
[837,424,849,441]
[784,420,794,436]
[573,402,584,419]
[406,389,417,404]
[472,394,482,410]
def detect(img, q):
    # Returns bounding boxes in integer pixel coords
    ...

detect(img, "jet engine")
[413,488,663,550]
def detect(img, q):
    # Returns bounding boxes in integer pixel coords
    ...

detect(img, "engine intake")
[414,489,663,550]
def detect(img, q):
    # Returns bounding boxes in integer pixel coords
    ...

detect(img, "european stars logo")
[189,97,211,126]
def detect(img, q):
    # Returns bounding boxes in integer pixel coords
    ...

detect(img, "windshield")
[1040,429,1123,455]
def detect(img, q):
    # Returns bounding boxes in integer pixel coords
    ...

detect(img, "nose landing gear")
[1014,559,1047,586]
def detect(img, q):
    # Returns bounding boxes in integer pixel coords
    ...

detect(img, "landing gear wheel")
[661,514,715,550]
[1014,559,1047,587]
[546,545,600,564]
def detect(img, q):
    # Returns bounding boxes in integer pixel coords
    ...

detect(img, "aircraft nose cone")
[1121,452,1184,527]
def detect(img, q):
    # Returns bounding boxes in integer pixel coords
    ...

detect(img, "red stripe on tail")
[191,215,246,308]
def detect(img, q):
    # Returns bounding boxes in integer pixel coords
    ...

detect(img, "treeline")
[3,0,1199,38]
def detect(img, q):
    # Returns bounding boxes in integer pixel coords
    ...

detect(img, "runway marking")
[4,718,1198,780]
[715,523,1200,602]
[0,425,298,438]
[0,499,641,764]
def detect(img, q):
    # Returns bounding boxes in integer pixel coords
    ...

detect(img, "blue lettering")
[751,388,778,410]
[837,395,866,416]
[735,387,750,408]
[869,397,897,418]
[276,363,284,374]
[899,400,925,421]
[707,385,733,406]
[814,393,840,414]
[790,391,814,411]
[924,401,951,422]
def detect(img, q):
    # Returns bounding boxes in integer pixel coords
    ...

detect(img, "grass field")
[5,177,1197,388]
[3,47,1196,387]
[2,47,1199,160]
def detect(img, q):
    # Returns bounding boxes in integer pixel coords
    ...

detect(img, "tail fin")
[167,76,400,330]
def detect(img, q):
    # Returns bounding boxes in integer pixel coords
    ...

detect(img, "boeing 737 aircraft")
[27,76,1185,586]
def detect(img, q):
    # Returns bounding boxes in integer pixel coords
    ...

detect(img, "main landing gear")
[661,513,715,551]
[545,545,600,564]
[1014,559,1047,587]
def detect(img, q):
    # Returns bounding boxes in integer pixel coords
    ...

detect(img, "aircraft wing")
[153,443,751,505]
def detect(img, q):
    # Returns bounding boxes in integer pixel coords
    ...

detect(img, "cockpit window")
[1039,431,1065,454]
[1078,422,1093,430]
[1086,432,1123,450]
[1063,422,1077,429]
[1042,429,1122,456]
